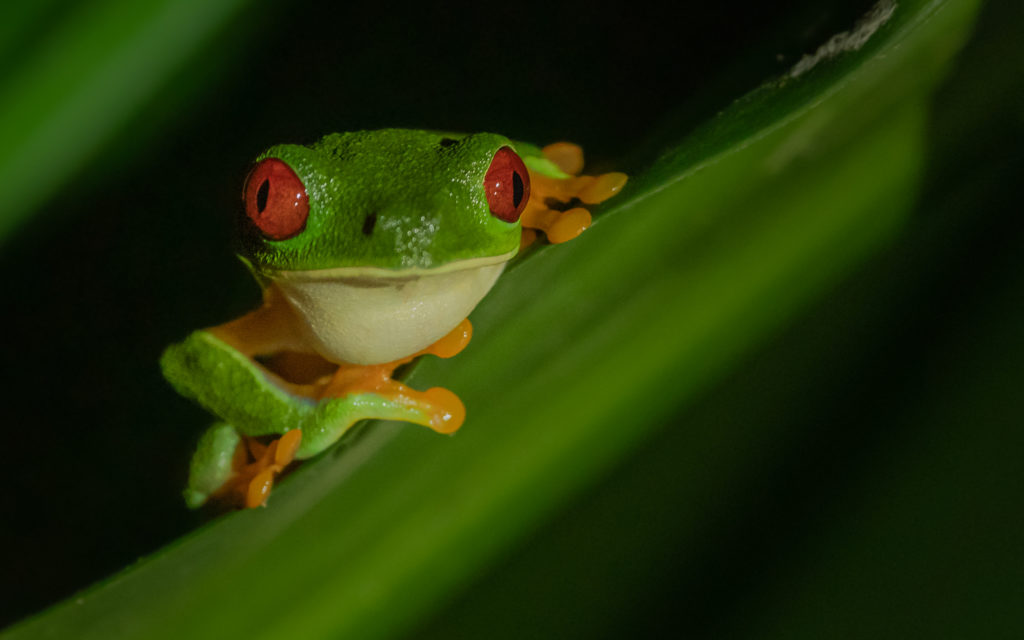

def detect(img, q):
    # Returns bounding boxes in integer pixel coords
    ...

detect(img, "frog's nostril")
[362,213,377,236]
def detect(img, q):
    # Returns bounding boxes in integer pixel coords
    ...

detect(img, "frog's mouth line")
[269,249,517,288]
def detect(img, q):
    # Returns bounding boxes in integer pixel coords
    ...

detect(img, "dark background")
[2,0,1021,635]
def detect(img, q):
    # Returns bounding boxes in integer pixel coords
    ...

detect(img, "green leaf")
[3,0,989,638]
[0,0,247,241]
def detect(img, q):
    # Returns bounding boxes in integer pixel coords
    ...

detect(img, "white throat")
[272,253,513,365]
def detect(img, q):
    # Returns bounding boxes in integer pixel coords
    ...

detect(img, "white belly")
[273,257,509,365]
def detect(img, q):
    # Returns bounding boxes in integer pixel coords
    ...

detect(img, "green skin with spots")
[163,129,565,508]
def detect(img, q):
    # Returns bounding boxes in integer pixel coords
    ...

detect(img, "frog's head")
[236,129,532,365]
[238,129,528,273]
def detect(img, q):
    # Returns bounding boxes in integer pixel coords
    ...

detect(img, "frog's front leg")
[230,319,472,506]
[165,313,473,508]
[295,318,473,458]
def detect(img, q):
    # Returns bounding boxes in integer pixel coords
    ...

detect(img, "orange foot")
[213,429,303,508]
[320,319,471,435]
[520,142,628,248]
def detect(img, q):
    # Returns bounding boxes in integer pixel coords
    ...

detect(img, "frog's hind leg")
[184,422,241,509]
[184,422,302,509]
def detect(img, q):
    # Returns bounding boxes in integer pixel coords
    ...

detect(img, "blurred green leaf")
[1,0,991,638]
[0,0,246,241]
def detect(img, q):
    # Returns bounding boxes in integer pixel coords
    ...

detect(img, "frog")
[161,129,626,509]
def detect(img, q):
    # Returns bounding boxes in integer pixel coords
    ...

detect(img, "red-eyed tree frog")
[161,129,626,509]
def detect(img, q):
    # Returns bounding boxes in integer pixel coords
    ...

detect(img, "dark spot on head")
[362,213,377,236]
[256,179,270,213]
[439,137,457,148]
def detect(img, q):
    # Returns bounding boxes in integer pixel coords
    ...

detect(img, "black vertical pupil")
[256,179,270,213]
[512,171,524,208]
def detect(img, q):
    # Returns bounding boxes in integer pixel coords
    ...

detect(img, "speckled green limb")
[162,331,434,507]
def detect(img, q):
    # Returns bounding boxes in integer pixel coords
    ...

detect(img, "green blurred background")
[1,0,1022,636]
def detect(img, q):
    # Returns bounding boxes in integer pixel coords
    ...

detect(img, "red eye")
[243,158,309,240]
[484,147,530,223]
